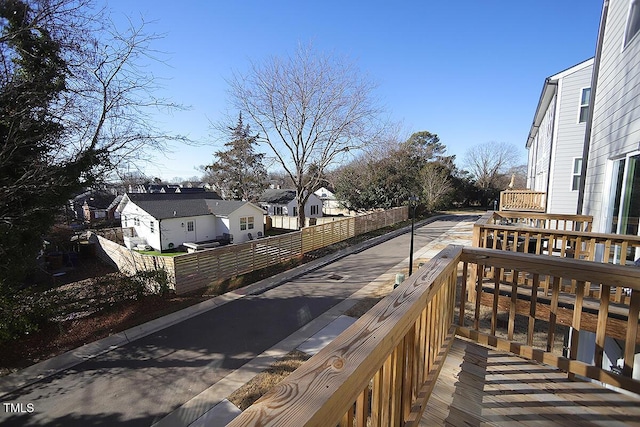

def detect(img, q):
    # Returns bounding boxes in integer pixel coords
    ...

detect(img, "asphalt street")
[0,215,475,426]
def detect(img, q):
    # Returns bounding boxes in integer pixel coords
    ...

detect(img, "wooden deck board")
[420,338,640,426]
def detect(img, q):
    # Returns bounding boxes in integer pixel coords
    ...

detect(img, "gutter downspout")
[577,0,609,215]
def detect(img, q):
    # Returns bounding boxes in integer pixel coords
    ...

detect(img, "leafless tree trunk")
[420,163,453,211]
[227,44,384,228]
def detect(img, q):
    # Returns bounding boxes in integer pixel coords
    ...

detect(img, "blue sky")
[104,0,603,181]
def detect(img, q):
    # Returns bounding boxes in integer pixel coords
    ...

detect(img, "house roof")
[314,186,336,200]
[146,184,178,193]
[526,57,594,148]
[259,189,297,204]
[107,195,123,211]
[118,192,263,220]
[176,187,206,194]
[74,190,117,209]
[205,200,252,216]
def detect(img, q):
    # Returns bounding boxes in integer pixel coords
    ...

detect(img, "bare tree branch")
[227,43,385,227]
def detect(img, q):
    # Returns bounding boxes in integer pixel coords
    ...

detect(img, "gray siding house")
[581,0,640,246]
[526,58,593,214]
[258,189,323,218]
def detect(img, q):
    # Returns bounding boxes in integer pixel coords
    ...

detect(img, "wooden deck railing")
[228,245,462,427]
[476,210,593,232]
[499,190,546,212]
[458,247,640,395]
[473,211,640,270]
[229,245,640,426]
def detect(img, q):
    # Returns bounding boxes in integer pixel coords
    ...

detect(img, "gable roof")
[526,57,594,148]
[73,190,116,209]
[314,186,336,200]
[118,192,219,219]
[205,199,253,216]
[118,192,263,220]
[259,189,297,204]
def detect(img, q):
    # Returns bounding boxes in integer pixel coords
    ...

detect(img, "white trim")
[600,159,616,233]
[601,150,640,234]
[547,80,562,212]
[548,57,594,81]
[623,0,640,50]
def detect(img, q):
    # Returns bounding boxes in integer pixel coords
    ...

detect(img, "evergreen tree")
[0,0,88,290]
[206,113,267,201]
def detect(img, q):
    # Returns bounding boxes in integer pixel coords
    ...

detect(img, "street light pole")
[409,196,418,276]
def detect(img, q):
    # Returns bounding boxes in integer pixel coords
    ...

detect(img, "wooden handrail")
[229,245,640,425]
[474,220,640,268]
[461,247,640,290]
[494,210,593,230]
[228,245,463,427]
[459,247,640,394]
[499,190,546,212]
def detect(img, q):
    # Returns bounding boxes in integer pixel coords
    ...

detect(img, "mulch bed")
[0,293,207,376]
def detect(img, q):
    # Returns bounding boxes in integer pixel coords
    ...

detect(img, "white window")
[274,206,283,215]
[292,206,297,217]
[572,158,583,191]
[187,221,194,232]
[134,217,140,226]
[310,205,319,215]
[578,88,590,123]
[150,220,155,234]
[625,0,640,47]
[240,217,254,231]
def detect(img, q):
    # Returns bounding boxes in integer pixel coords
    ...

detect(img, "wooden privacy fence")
[228,245,461,427]
[230,245,640,426]
[499,190,546,212]
[173,233,303,294]
[173,207,408,294]
[91,234,175,281]
[267,215,300,230]
[473,211,640,269]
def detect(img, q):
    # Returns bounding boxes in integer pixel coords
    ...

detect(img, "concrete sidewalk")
[0,214,477,427]
[158,219,475,427]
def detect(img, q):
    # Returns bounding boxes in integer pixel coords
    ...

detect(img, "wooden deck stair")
[421,338,640,426]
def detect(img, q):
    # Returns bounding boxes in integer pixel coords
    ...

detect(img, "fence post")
[331,221,336,244]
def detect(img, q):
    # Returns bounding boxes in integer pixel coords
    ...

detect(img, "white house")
[314,186,344,214]
[116,193,265,251]
[580,0,640,246]
[258,189,323,218]
[526,58,593,214]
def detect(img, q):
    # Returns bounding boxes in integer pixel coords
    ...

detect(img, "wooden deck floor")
[421,338,640,426]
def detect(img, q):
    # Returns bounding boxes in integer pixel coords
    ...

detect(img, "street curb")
[0,213,473,398]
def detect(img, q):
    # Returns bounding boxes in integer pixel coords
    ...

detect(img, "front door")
[185,220,196,242]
